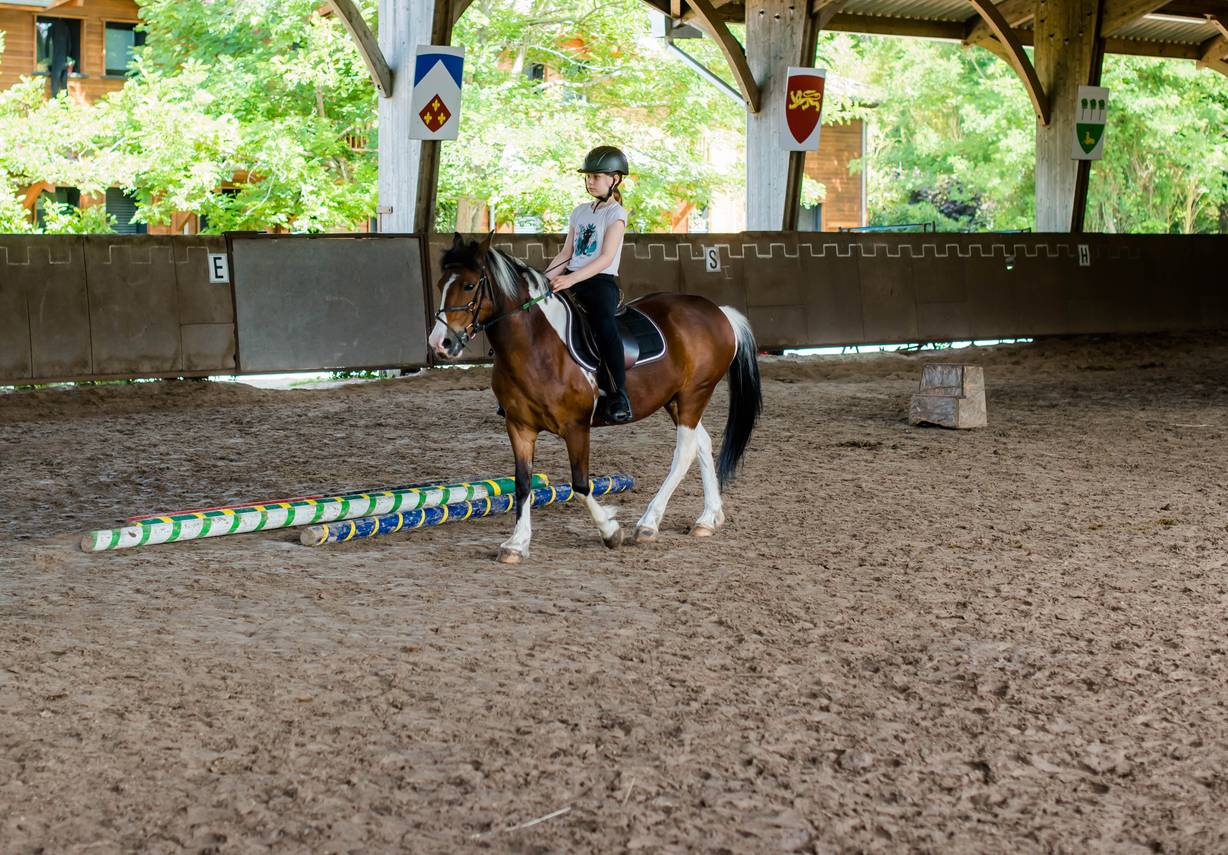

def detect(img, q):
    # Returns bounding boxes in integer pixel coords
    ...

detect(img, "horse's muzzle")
[434,334,466,359]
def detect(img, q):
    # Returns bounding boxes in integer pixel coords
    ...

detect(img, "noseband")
[436,260,555,351]
[435,266,494,352]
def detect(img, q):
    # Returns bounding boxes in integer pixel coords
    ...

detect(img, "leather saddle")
[555,291,667,379]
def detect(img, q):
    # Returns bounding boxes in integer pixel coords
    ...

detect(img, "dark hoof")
[603,526,624,549]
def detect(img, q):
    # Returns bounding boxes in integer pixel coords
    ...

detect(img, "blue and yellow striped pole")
[80,474,550,553]
[300,474,635,547]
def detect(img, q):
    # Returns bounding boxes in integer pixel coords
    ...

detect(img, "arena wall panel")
[2,232,1223,385]
[230,234,429,373]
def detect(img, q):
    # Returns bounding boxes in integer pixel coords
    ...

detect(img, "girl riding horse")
[429,221,761,565]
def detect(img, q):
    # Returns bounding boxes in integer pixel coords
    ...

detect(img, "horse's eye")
[463,281,477,291]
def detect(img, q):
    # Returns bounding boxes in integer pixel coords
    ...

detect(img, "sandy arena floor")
[1,332,1227,854]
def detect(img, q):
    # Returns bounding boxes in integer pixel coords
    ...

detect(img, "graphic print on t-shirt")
[575,223,597,258]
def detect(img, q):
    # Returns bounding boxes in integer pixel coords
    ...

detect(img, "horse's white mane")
[486,247,550,301]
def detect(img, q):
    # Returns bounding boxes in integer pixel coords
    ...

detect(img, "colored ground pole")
[125,478,448,523]
[299,474,635,547]
[81,475,550,553]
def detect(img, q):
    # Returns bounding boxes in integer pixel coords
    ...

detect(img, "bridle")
[435,266,494,352]
[435,258,562,352]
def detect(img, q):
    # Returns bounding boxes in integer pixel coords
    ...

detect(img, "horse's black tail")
[717,307,762,490]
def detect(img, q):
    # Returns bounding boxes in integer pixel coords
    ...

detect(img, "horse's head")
[429,232,499,359]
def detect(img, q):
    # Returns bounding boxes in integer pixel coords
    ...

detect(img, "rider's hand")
[550,273,577,292]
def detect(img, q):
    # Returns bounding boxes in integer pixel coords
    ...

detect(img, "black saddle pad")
[557,292,666,375]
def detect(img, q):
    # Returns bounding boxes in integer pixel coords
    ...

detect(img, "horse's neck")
[486,284,567,364]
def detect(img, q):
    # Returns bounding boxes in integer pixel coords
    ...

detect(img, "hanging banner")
[781,67,827,151]
[410,45,465,141]
[1072,85,1109,161]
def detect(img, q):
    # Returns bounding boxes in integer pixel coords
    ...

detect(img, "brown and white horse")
[428,234,761,564]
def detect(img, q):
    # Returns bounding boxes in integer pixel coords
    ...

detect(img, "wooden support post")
[413,0,461,235]
[746,0,811,230]
[377,0,439,234]
[781,8,824,231]
[1070,4,1106,234]
[1033,0,1102,232]
[327,0,393,98]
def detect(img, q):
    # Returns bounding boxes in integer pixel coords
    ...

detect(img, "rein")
[436,258,560,351]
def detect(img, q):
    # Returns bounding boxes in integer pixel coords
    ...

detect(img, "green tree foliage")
[0,0,376,233]
[1089,57,1228,233]
[834,34,1228,232]
[1,3,1223,234]
[440,0,743,232]
[839,35,1036,230]
[128,0,378,231]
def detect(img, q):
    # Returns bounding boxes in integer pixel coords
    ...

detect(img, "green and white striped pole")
[80,474,549,553]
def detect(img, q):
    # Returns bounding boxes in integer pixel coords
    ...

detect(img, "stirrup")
[606,390,632,423]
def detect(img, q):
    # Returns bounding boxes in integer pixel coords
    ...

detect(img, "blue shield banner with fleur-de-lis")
[411,46,465,141]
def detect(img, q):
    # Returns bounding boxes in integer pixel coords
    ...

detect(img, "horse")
[428,233,762,564]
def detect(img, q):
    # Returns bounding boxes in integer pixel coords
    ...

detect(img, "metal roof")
[839,0,971,21]
[1112,13,1219,44]
[669,0,1228,59]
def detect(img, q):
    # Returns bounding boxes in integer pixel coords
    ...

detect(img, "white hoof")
[633,526,658,545]
[497,546,526,564]
[603,526,624,549]
[689,524,717,538]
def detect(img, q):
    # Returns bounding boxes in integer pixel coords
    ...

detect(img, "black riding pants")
[570,273,625,392]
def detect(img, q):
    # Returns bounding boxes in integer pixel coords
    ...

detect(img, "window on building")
[36,17,82,96]
[798,203,823,232]
[105,22,145,77]
[35,187,80,229]
[36,17,82,72]
[106,188,148,235]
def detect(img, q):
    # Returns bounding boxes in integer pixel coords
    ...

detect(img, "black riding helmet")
[578,146,629,175]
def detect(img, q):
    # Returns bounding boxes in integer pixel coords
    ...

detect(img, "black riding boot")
[573,274,632,424]
[605,388,632,423]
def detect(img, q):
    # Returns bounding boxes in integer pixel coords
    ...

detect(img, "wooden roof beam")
[964,0,1035,47]
[965,0,1050,124]
[686,0,763,111]
[1197,32,1228,75]
[812,0,848,28]
[326,0,392,98]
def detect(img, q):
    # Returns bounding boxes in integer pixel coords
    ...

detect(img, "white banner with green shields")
[1072,85,1109,161]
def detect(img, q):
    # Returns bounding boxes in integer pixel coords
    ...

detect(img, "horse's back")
[626,292,737,368]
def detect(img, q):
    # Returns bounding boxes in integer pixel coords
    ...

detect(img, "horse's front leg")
[563,425,622,549]
[497,422,538,564]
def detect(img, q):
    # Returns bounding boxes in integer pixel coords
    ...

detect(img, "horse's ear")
[451,232,465,249]
[477,229,495,257]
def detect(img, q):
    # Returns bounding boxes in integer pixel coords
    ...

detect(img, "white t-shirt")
[567,200,627,276]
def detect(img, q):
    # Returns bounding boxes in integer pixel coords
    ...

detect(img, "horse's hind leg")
[690,421,725,537]
[633,408,699,544]
[563,426,622,549]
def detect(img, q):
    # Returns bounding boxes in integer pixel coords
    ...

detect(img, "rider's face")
[584,172,616,198]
